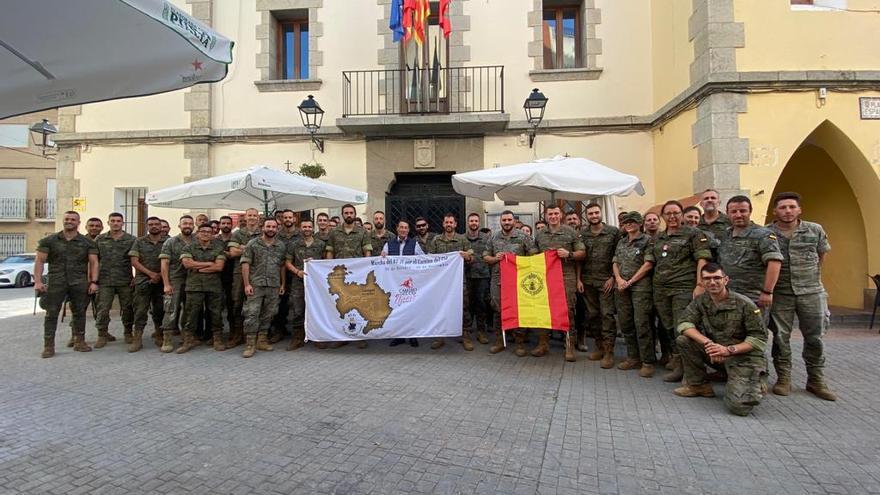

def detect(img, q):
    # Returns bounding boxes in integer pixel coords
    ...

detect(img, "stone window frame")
[528,0,602,82]
[255,0,324,93]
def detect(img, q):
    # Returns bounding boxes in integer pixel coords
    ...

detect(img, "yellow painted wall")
[739,91,880,306]
[651,108,698,204]
[769,145,867,309]
[74,145,190,230]
[482,132,656,215]
[736,0,880,72]
[650,0,693,110]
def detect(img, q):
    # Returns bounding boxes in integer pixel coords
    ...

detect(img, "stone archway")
[766,121,875,309]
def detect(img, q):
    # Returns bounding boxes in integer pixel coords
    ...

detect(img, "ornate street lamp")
[523,88,548,148]
[29,118,57,156]
[297,94,325,153]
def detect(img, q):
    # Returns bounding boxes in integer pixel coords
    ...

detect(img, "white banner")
[305,254,464,341]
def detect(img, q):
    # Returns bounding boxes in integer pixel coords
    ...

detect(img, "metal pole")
[263,190,270,218]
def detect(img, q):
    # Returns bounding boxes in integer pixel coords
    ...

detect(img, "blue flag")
[390,0,405,42]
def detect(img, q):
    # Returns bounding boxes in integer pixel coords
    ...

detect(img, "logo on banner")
[395,277,419,305]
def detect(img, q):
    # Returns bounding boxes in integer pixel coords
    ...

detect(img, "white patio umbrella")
[452,155,645,203]
[0,0,234,119]
[145,166,368,214]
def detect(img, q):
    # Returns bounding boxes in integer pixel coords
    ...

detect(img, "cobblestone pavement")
[1,311,878,495]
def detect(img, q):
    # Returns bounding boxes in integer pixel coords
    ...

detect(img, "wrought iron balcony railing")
[342,65,504,117]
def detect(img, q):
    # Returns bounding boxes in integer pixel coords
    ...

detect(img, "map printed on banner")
[304,254,464,341]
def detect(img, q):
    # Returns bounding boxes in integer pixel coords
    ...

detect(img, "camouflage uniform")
[272,226,301,338]
[651,226,712,357]
[316,229,331,243]
[483,229,537,351]
[129,235,166,333]
[613,232,655,364]
[241,237,287,335]
[466,231,492,335]
[94,232,136,340]
[180,240,226,338]
[534,225,585,336]
[287,237,326,334]
[216,234,235,332]
[37,232,96,340]
[580,225,621,351]
[227,227,261,334]
[325,225,372,259]
[698,213,732,241]
[429,233,474,347]
[416,232,435,254]
[159,234,192,332]
[676,291,769,416]
[370,230,395,257]
[768,221,831,383]
[717,222,783,305]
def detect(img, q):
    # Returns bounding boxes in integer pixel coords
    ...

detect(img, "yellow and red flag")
[500,251,570,331]
[412,0,430,45]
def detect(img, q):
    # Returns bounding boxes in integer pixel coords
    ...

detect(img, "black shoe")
[389,338,405,347]
[408,338,419,347]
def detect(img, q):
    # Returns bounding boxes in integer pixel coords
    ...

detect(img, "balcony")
[0,198,28,222]
[338,65,510,136]
[35,198,56,222]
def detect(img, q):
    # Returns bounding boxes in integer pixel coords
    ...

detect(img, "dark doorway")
[386,172,465,235]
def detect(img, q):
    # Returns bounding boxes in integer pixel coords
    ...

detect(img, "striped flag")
[500,251,570,331]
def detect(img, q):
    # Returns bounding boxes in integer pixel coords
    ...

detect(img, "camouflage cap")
[620,211,643,225]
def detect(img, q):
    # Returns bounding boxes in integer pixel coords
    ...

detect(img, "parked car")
[0,254,41,288]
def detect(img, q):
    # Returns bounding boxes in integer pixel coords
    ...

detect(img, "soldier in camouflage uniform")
[718,196,783,318]
[325,204,373,348]
[414,217,435,254]
[240,218,287,358]
[612,212,657,377]
[177,223,227,353]
[225,208,262,348]
[428,214,474,350]
[271,209,301,344]
[216,216,235,339]
[674,263,769,417]
[698,188,732,241]
[652,200,713,383]
[767,192,836,401]
[34,211,99,357]
[466,213,492,345]
[62,217,103,348]
[285,218,326,350]
[158,215,194,353]
[578,202,621,368]
[483,210,538,357]
[94,212,137,350]
[315,212,332,243]
[129,216,166,349]
[370,210,395,258]
[534,205,585,362]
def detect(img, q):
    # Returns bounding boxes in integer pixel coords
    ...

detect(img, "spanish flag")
[500,251,570,331]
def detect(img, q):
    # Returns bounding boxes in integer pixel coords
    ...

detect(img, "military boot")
[489,331,505,354]
[160,330,174,353]
[461,330,474,351]
[356,340,368,349]
[242,334,257,358]
[287,327,305,351]
[67,329,75,348]
[563,333,576,362]
[269,330,283,345]
[673,382,716,398]
[73,335,92,352]
[94,329,109,349]
[41,337,55,358]
[600,343,615,369]
[227,326,243,348]
[587,338,604,361]
[191,336,203,348]
[657,352,670,368]
[314,341,328,349]
[772,372,791,396]
[150,327,163,347]
[576,329,588,352]
[175,332,195,354]
[476,326,489,345]
[638,363,655,378]
[514,332,527,357]
[212,332,226,352]
[430,338,445,350]
[106,330,118,342]
[530,331,549,357]
[618,358,642,371]
[806,379,837,401]
[663,354,684,382]
[256,332,273,351]
[124,327,134,345]
[128,329,144,352]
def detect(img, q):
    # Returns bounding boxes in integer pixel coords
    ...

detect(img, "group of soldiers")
[34,188,835,416]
